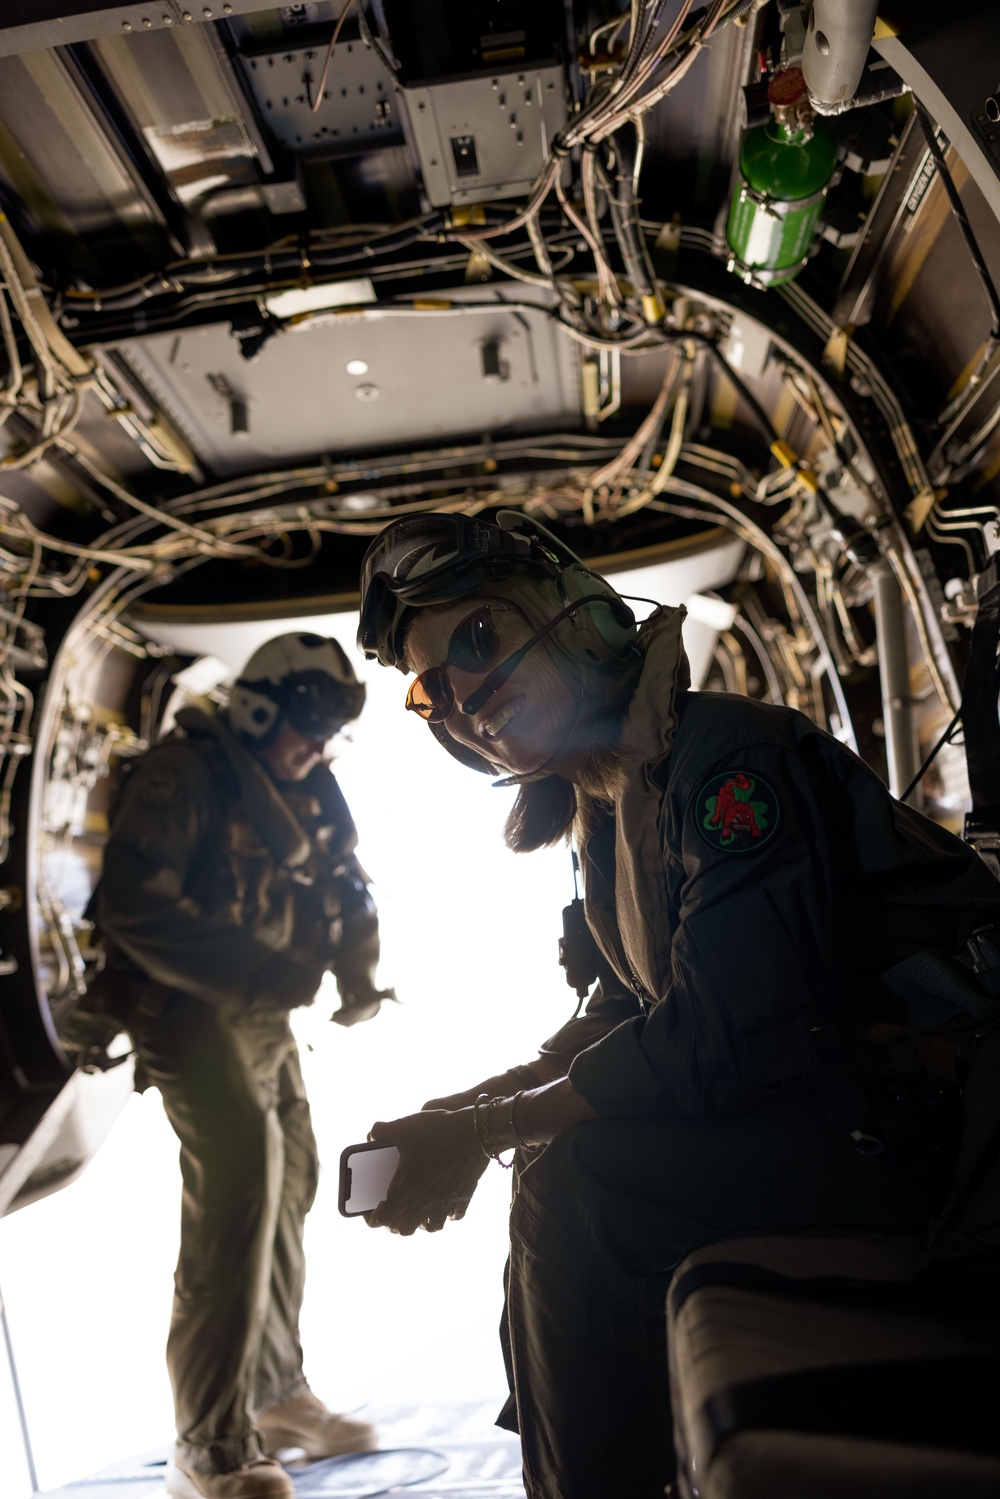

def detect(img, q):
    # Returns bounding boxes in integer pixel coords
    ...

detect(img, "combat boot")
[256,1392,377,1459]
[166,1456,294,1499]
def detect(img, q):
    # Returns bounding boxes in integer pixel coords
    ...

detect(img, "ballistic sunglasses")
[404,590,616,722]
[405,604,515,722]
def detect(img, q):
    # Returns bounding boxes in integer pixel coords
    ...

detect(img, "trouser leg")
[253,1045,320,1414]
[508,1141,674,1499]
[506,1099,936,1499]
[131,992,293,1476]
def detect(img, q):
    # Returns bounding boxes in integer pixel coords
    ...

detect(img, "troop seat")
[667,1235,1000,1498]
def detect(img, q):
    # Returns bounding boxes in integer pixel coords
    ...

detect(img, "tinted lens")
[447,608,502,673]
[284,676,356,739]
[405,667,453,721]
[404,606,506,722]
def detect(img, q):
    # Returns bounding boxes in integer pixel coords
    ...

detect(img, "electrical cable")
[899,706,963,804]
[311,0,356,114]
[646,482,858,746]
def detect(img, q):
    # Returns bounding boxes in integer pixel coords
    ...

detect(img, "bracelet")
[473,1092,515,1168]
[473,1093,492,1160]
[486,1096,515,1169]
[509,1090,530,1150]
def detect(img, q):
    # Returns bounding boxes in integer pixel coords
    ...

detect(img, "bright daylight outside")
[0,553,733,1497]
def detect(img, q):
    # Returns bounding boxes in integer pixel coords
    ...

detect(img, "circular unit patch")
[697,770,779,853]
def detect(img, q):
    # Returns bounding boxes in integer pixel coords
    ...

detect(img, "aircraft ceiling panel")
[240,35,403,155]
[93,27,264,202]
[108,294,583,473]
[0,52,158,243]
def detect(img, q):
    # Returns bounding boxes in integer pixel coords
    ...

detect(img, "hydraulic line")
[647,480,858,746]
[870,560,919,798]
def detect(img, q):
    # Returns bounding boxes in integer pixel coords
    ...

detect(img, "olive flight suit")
[504,608,1000,1499]
[92,707,381,1478]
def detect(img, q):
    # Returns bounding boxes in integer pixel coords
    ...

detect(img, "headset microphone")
[460,595,624,716]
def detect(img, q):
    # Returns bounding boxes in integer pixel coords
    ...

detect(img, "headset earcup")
[229,685,281,741]
[609,596,637,632]
[559,566,637,658]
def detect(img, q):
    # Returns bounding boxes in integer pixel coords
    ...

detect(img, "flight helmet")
[229,632,365,745]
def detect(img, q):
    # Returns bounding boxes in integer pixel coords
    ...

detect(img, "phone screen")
[338,1142,401,1217]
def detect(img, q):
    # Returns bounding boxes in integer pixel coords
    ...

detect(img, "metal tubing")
[810,64,908,116]
[802,0,879,109]
[871,559,919,798]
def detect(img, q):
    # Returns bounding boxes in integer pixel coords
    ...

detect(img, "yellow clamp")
[641,292,666,326]
[449,205,487,228]
[770,440,820,493]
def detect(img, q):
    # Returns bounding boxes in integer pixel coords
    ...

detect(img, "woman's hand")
[364,1107,488,1236]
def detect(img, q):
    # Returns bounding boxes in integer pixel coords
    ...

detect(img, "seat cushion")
[666,1235,1000,1499]
[708,1431,1000,1499]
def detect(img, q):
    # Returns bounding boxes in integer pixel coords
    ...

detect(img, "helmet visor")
[276,671,364,740]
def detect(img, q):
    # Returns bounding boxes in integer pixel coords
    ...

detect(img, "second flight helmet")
[229,632,366,746]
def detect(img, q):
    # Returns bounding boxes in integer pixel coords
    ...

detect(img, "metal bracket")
[0,2,272,59]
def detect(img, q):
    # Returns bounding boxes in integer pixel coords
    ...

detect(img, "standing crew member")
[90,633,391,1499]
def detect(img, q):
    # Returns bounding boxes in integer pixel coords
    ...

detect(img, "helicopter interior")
[0,1,999,1495]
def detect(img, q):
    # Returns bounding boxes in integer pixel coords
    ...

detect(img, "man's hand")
[363,1108,488,1236]
[330,984,396,1027]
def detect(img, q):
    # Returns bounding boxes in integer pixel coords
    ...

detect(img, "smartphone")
[338,1141,400,1217]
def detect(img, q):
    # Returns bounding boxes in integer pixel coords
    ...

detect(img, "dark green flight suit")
[504,611,1000,1499]
[92,707,380,1478]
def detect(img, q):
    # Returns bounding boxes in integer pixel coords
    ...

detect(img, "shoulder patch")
[140,767,181,806]
[697,770,779,853]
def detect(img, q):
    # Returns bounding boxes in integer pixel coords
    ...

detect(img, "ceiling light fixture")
[263,278,377,319]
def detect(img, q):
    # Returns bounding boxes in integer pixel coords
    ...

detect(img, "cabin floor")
[39,1402,526,1499]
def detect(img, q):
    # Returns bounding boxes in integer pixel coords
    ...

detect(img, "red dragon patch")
[698,771,778,852]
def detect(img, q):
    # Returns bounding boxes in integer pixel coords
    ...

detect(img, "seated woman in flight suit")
[355,510,1000,1499]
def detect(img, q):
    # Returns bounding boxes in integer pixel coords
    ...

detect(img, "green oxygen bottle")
[726,66,839,289]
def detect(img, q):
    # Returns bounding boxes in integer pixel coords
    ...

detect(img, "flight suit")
[505,608,1000,1499]
[92,707,380,1478]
